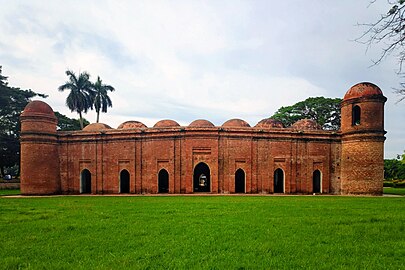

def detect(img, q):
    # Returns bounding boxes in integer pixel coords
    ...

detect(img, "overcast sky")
[0,0,404,158]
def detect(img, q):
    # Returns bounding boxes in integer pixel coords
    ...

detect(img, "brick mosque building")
[20,82,387,195]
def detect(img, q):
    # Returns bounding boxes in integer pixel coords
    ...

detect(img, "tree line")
[384,152,405,181]
[0,66,115,177]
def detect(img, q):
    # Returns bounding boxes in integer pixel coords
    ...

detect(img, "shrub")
[384,181,394,187]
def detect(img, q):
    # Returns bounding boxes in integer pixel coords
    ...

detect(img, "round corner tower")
[340,82,387,195]
[20,100,60,195]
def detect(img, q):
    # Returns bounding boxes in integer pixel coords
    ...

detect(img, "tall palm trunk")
[79,111,84,129]
[96,110,100,123]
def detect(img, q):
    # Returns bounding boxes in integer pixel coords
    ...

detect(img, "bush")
[384,181,394,187]
[384,180,405,188]
[395,181,405,188]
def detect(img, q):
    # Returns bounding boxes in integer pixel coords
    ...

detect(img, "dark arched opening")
[80,169,91,194]
[313,170,321,193]
[352,105,361,126]
[274,168,284,193]
[235,168,245,193]
[193,162,210,192]
[158,169,169,193]
[120,169,130,193]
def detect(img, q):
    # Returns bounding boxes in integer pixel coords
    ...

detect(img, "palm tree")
[58,70,94,129]
[92,76,115,123]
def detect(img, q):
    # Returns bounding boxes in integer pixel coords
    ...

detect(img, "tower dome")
[21,100,56,118]
[344,82,383,101]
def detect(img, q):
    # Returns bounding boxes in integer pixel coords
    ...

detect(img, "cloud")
[0,0,404,158]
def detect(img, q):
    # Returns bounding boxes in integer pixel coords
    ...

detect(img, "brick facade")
[20,82,386,195]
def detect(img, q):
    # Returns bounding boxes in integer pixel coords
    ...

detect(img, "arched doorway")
[313,170,321,193]
[193,162,210,192]
[80,169,91,194]
[120,169,130,193]
[235,168,245,193]
[158,169,169,193]
[274,168,284,193]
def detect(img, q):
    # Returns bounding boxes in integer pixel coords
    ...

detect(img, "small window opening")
[352,105,361,126]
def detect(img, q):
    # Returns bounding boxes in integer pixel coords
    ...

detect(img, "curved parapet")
[222,118,250,128]
[153,119,180,128]
[117,121,147,129]
[255,118,284,129]
[82,123,113,132]
[189,119,215,128]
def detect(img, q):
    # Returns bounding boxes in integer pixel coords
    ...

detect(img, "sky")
[0,0,404,158]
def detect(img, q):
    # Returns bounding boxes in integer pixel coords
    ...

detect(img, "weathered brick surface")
[20,83,387,196]
[20,101,60,195]
[340,83,387,195]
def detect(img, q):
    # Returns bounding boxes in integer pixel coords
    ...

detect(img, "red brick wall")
[54,128,341,195]
[341,96,386,195]
[20,91,385,196]
[20,116,60,195]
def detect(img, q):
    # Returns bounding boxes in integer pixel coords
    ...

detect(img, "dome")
[344,82,383,100]
[189,119,215,128]
[117,121,147,129]
[21,100,55,117]
[291,119,321,130]
[255,118,284,128]
[153,119,180,128]
[222,118,251,128]
[83,123,113,131]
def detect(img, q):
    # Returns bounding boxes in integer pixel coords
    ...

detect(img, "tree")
[384,156,405,180]
[270,97,342,130]
[58,70,94,129]
[91,76,115,123]
[357,0,405,102]
[0,66,47,177]
[55,112,89,131]
[397,150,405,164]
[0,66,7,86]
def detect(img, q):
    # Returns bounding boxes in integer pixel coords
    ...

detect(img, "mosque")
[20,82,386,195]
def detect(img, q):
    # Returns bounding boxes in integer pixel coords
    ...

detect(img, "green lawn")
[0,196,404,269]
[384,187,405,196]
[0,189,20,196]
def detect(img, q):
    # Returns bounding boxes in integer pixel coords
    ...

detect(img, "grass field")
[0,196,404,269]
[2,188,404,196]
[0,189,21,196]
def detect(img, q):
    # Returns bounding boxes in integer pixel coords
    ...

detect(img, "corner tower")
[340,83,387,195]
[20,101,60,195]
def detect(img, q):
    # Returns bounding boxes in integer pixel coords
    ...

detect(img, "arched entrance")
[274,168,284,193]
[120,169,130,193]
[80,169,91,194]
[235,168,245,193]
[313,170,321,193]
[158,169,169,193]
[193,162,210,192]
